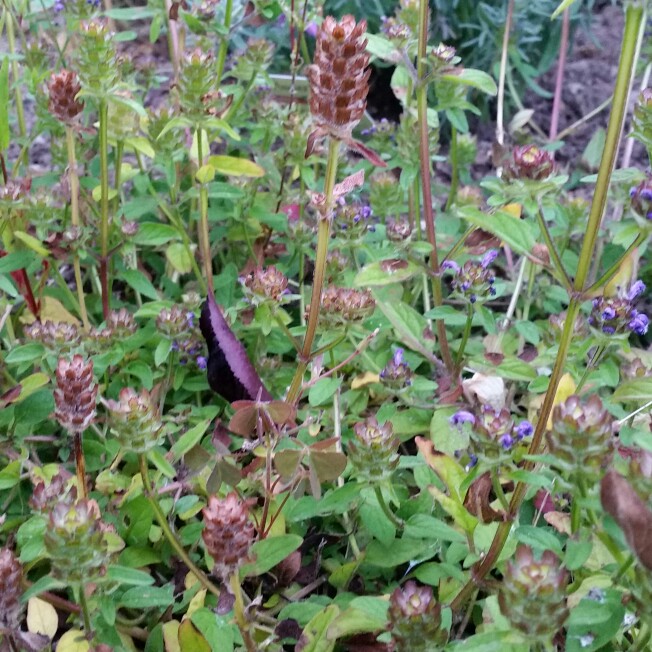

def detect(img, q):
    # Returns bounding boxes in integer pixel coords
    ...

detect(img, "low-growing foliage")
[1,0,652,650]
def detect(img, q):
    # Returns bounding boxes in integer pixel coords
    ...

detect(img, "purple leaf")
[200,294,272,403]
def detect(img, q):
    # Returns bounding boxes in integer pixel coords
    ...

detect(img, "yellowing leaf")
[178,619,211,652]
[604,247,638,298]
[13,231,49,257]
[184,588,206,619]
[166,243,194,274]
[502,203,522,219]
[546,372,576,429]
[163,620,181,652]
[56,630,90,652]
[208,155,265,178]
[351,372,380,389]
[20,296,80,326]
[16,373,50,401]
[91,185,118,202]
[27,597,58,639]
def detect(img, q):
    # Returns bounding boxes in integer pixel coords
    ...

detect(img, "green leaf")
[21,576,67,603]
[0,57,9,151]
[124,136,156,159]
[565,539,592,571]
[242,534,303,576]
[195,164,216,185]
[551,0,577,19]
[119,270,160,300]
[170,420,211,461]
[308,377,342,407]
[107,565,155,586]
[0,250,38,275]
[442,68,497,96]
[119,584,174,609]
[365,537,436,567]
[207,155,265,178]
[0,461,21,490]
[514,525,563,556]
[147,448,176,479]
[179,619,211,652]
[354,259,420,286]
[424,305,469,326]
[14,373,50,401]
[613,378,652,402]
[296,605,339,652]
[12,231,49,257]
[166,242,194,274]
[458,206,536,257]
[365,33,398,61]
[327,606,387,640]
[154,338,172,367]
[191,610,234,652]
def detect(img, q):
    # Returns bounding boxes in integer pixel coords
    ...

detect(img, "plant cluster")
[1,0,652,651]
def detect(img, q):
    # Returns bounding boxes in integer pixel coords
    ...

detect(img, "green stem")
[631,623,651,652]
[445,126,459,211]
[576,345,605,394]
[449,5,644,614]
[74,431,87,499]
[286,138,340,404]
[196,127,215,296]
[416,0,453,372]
[228,73,257,118]
[574,3,644,291]
[139,454,222,599]
[490,468,509,512]
[454,304,473,371]
[5,8,26,166]
[374,485,404,529]
[215,0,234,86]
[77,584,93,637]
[98,98,111,320]
[535,203,572,292]
[496,0,515,147]
[229,574,257,652]
[66,126,90,330]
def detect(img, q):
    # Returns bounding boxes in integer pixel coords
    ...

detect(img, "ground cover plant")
[2,0,652,650]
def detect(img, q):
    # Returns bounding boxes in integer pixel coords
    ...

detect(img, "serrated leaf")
[207,155,265,178]
[27,597,58,639]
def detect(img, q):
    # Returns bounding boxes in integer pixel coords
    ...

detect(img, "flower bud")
[104,388,163,453]
[380,348,412,389]
[48,70,84,124]
[499,545,569,642]
[386,217,412,243]
[177,48,217,121]
[77,20,119,96]
[53,355,98,434]
[348,416,399,485]
[502,145,556,182]
[24,320,81,353]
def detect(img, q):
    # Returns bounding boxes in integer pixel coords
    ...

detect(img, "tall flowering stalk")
[451,2,647,613]
[286,15,375,404]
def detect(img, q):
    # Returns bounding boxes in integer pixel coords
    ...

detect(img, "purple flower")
[602,307,616,320]
[627,280,646,301]
[186,312,195,328]
[602,326,616,334]
[393,348,405,366]
[450,410,476,427]
[442,260,461,274]
[304,21,318,38]
[499,433,514,449]
[170,341,180,351]
[629,312,649,335]
[197,355,207,370]
[515,420,533,440]
[54,0,65,10]
[481,250,499,269]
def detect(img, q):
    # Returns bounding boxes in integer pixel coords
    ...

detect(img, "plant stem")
[215,0,234,86]
[74,431,88,499]
[98,98,111,320]
[66,126,90,331]
[549,9,570,142]
[138,454,222,599]
[286,138,339,404]
[445,126,459,211]
[374,485,404,529]
[416,0,453,372]
[490,469,510,512]
[78,584,93,637]
[450,5,644,614]
[574,3,644,291]
[496,0,515,148]
[5,8,26,168]
[454,304,473,371]
[535,203,572,292]
[229,573,257,652]
[196,127,215,296]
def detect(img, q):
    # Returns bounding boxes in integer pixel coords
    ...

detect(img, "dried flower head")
[107,308,137,337]
[389,581,447,650]
[104,387,163,453]
[30,471,76,513]
[499,545,569,641]
[503,145,556,182]
[316,286,375,326]
[348,416,399,485]
[24,319,81,353]
[386,217,412,243]
[307,16,370,144]
[202,493,255,581]
[48,70,84,123]
[53,354,98,434]
[242,266,288,303]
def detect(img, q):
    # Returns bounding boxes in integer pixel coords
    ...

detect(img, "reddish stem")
[99,257,110,320]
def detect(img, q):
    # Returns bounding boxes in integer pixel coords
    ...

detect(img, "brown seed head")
[202,492,255,581]
[307,15,370,141]
[243,266,289,302]
[48,70,84,123]
[53,354,98,434]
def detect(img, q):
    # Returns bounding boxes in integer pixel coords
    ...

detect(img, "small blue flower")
[627,280,646,301]
[629,311,649,335]
[499,433,514,449]
[450,410,476,426]
[196,355,207,370]
[602,307,616,320]
[481,250,499,269]
[441,260,461,274]
[515,420,533,440]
